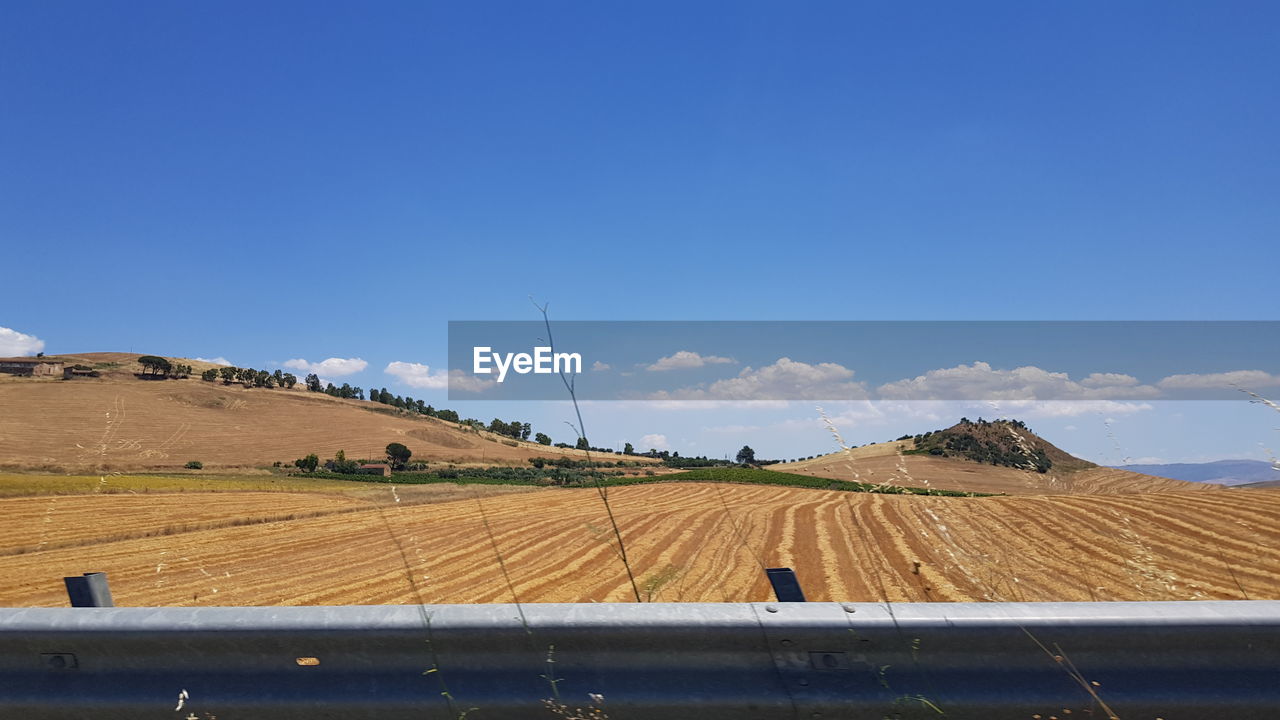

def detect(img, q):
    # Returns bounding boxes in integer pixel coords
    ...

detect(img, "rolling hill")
[0,352,625,472]
[0,360,1274,609]
[772,419,1216,495]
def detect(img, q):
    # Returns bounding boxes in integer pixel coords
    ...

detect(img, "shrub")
[184,461,203,470]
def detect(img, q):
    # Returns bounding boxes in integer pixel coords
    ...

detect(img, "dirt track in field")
[2,483,1276,607]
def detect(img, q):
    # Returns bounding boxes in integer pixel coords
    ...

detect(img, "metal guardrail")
[1,601,1278,719]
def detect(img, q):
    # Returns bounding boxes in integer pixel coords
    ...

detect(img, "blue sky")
[2,2,1277,464]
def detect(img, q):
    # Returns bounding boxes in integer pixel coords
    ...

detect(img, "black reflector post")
[64,572,114,607]
[766,567,806,602]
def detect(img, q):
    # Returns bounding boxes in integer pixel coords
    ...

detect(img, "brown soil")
[0,354,653,471]
[1,483,1275,607]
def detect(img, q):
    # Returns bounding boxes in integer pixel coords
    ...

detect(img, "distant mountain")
[1113,460,1278,486]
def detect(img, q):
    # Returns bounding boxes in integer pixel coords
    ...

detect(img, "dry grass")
[0,360,652,472]
[773,440,1218,495]
[1,482,1276,607]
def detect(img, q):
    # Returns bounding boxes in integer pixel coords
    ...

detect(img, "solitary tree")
[534,432,552,446]
[386,442,412,469]
[736,445,756,465]
[623,442,634,455]
[138,355,171,377]
[575,437,590,450]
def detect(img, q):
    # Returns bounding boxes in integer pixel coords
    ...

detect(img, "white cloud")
[0,327,44,356]
[1080,373,1141,388]
[987,399,1152,417]
[640,433,670,451]
[1157,370,1280,390]
[282,357,368,376]
[384,361,449,390]
[650,357,868,401]
[448,369,496,393]
[646,350,735,372]
[194,356,232,366]
[877,362,1162,401]
[591,361,611,372]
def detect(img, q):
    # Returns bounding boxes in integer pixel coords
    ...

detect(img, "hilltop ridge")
[0,352,627,472]
[903,417,1097,473]
[772,418,1214,496]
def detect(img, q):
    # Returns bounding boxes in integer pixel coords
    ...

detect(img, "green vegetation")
[385,442,412,469]
[138,355,191,379]
[184,460,203,470]
[203,364,297,389]
[305,465,989,496]
[904,418,1052,473]
[0,472,362,497]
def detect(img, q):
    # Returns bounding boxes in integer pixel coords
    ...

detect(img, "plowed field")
[2,483,1275,607]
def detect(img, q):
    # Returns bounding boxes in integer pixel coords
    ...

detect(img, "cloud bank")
[0,327,45,356]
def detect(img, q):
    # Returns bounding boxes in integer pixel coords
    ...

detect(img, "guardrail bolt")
[42,653,78,670]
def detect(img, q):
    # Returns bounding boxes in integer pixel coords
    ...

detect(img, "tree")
[623,442,634,455]
[386,442,412,469]
[138,355,171,377]
[576,437,590,450]
[294,454,319,472]
[201,369,218,382]
[521,422,532,441]
[535,432,552,446]
[305,373,322,392]
[219,366,237,383]
[736,445,756,465]
[282,373,298,389]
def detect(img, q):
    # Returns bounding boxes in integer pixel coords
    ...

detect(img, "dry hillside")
[773,437,1217,496]
[0,482,1276,607]
[0,353,638,472]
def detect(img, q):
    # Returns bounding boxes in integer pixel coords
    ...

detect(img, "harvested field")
[1,482,1276,607]
[0,484,544,558]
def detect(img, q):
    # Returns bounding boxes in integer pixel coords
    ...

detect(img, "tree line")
[201,365,298,389]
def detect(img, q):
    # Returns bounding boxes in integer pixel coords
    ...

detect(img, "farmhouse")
[63,365,100,379]
[0,357,65,377]
[357,463,392,478]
